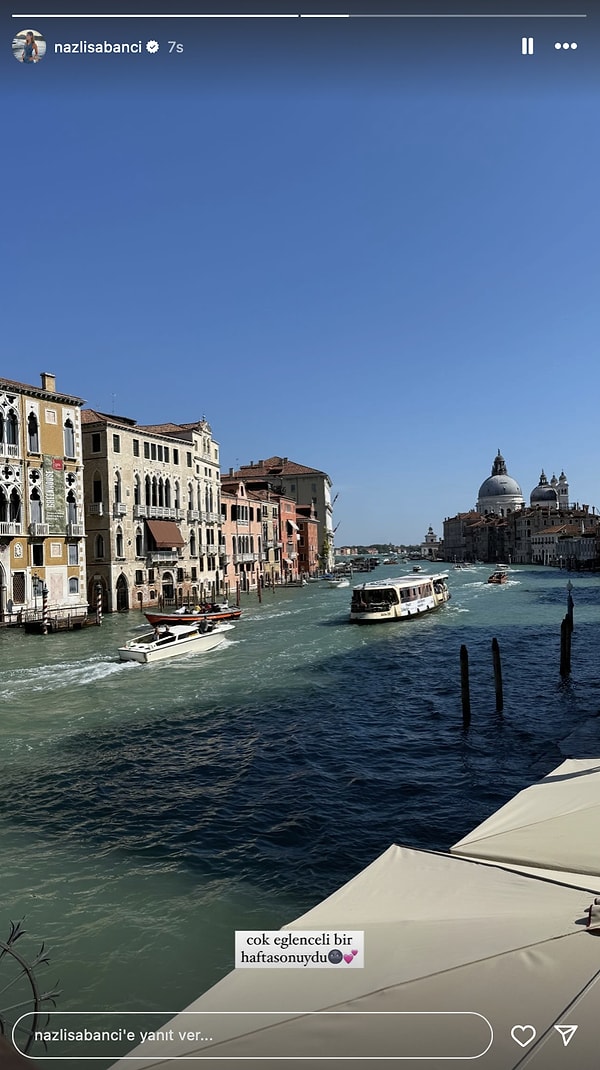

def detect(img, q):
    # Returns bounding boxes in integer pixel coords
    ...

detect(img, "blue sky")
[5,10,599,543]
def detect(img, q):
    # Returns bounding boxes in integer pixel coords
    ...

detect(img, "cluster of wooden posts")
[460,589,575,726]
[460,638,504,729]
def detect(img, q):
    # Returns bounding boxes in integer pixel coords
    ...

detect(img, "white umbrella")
[110,830,600,1068]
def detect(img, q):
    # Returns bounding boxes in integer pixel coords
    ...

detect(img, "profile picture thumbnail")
[12,28,46,64]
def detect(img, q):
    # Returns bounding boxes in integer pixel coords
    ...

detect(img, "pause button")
[521,37,534,55]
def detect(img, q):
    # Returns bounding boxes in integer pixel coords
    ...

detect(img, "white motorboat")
[328,577,350,588]
[349,573,450,623]
[118,621,235,664]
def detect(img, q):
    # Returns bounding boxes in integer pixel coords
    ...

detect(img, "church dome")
[477,450,522,500]
[531,469,559,506]
[477,450,525,515]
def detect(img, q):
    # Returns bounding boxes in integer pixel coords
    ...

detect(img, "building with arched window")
[0,372,86,622]
[81,410,222,612]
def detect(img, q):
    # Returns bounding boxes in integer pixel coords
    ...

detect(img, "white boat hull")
[349,574,450,623]
[118,622,234,664]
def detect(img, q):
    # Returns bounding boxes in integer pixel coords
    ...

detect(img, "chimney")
[229,467,234,476]
[40,371,56,393]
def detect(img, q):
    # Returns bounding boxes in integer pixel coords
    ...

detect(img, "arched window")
[205,486,210,513]
[66,490,77,524]
[64,418,75,457]
[114,472,122,504]
[158,477,164,507]
[135,527,143,556]
[151,477,158,507]
[0,413,4,443]
[27,413,39,453]
[165,478,171,508]
[95,534,105,559]
[6,411,18,446]
[9,488,21,522]
[190,529,196,556]
[69,577,79,595]
[145,475,151,506]
[30,487,42,524]
[134,474,141,505]
[188,483,194,509]
[0,488,7,522]
[232,535,237,554]
[174,481,181,509]
[116,527,124,557]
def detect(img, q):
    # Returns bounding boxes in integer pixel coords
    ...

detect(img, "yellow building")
[0,372,87,622]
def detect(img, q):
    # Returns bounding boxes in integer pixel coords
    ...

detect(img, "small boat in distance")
[145,600,241,627]
[412,564,423,573]
[118,621,235,664]
[328,577,350,588]
[349,573,450,623]
[487,570,508,585]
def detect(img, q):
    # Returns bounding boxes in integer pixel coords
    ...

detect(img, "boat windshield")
[351,587,399,610]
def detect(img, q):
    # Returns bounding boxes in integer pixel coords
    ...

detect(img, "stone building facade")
[227,457,334,571]
[0,372,87,621]
[81,411,221,612]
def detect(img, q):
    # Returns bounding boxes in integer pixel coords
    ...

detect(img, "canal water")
[1,564,600,1065]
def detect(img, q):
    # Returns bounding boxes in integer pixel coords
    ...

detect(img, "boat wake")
[0,656,129,698]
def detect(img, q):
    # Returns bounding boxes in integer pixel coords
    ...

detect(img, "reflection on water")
[1,566,599,1063]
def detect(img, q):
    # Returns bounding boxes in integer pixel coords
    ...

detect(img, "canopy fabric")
[451,758,600,883]
[145,519,185,548]
[110,841,600,1069]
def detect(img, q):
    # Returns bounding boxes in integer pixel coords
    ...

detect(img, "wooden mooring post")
[460,644,471,727]
[560,580,574,677]
[491,637,504,712]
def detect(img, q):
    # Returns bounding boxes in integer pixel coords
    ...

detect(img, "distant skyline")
[4,10,599,543]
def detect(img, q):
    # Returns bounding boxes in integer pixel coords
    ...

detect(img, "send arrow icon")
[554,1025,578,1047]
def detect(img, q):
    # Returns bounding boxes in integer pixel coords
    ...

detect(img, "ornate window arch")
[27,412,40,453]
[64,418,75,457]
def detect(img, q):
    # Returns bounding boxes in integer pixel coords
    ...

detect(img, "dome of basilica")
[478,450,522,499]
[477,450,525,515]
[530,470,559,506]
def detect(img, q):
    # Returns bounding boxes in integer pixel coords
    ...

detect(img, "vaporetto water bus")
[349,573,450,623]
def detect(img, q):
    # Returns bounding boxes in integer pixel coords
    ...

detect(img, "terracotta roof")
[232,456,332,481]
[0,376,84,405]
[137,422,185,434]
[138,420,211,434]
[81,408,137,427]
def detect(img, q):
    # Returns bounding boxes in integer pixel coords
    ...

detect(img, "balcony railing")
[136,505,180,520]
[0,444,19,458]
[67,523,85,537]
[88,502,104,516]
[233,552,255,564]
[0,521,22,537]
[112,503,127,518]
[187,509,200,521]
[146,550,182,565]
[29,523,49,536]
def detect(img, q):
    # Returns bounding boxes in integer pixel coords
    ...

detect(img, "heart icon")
[351,949,358,956]
[511,1025,536,1048]
[343,953,354,964]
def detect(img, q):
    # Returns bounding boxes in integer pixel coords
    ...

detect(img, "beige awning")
[145,519,185,548]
